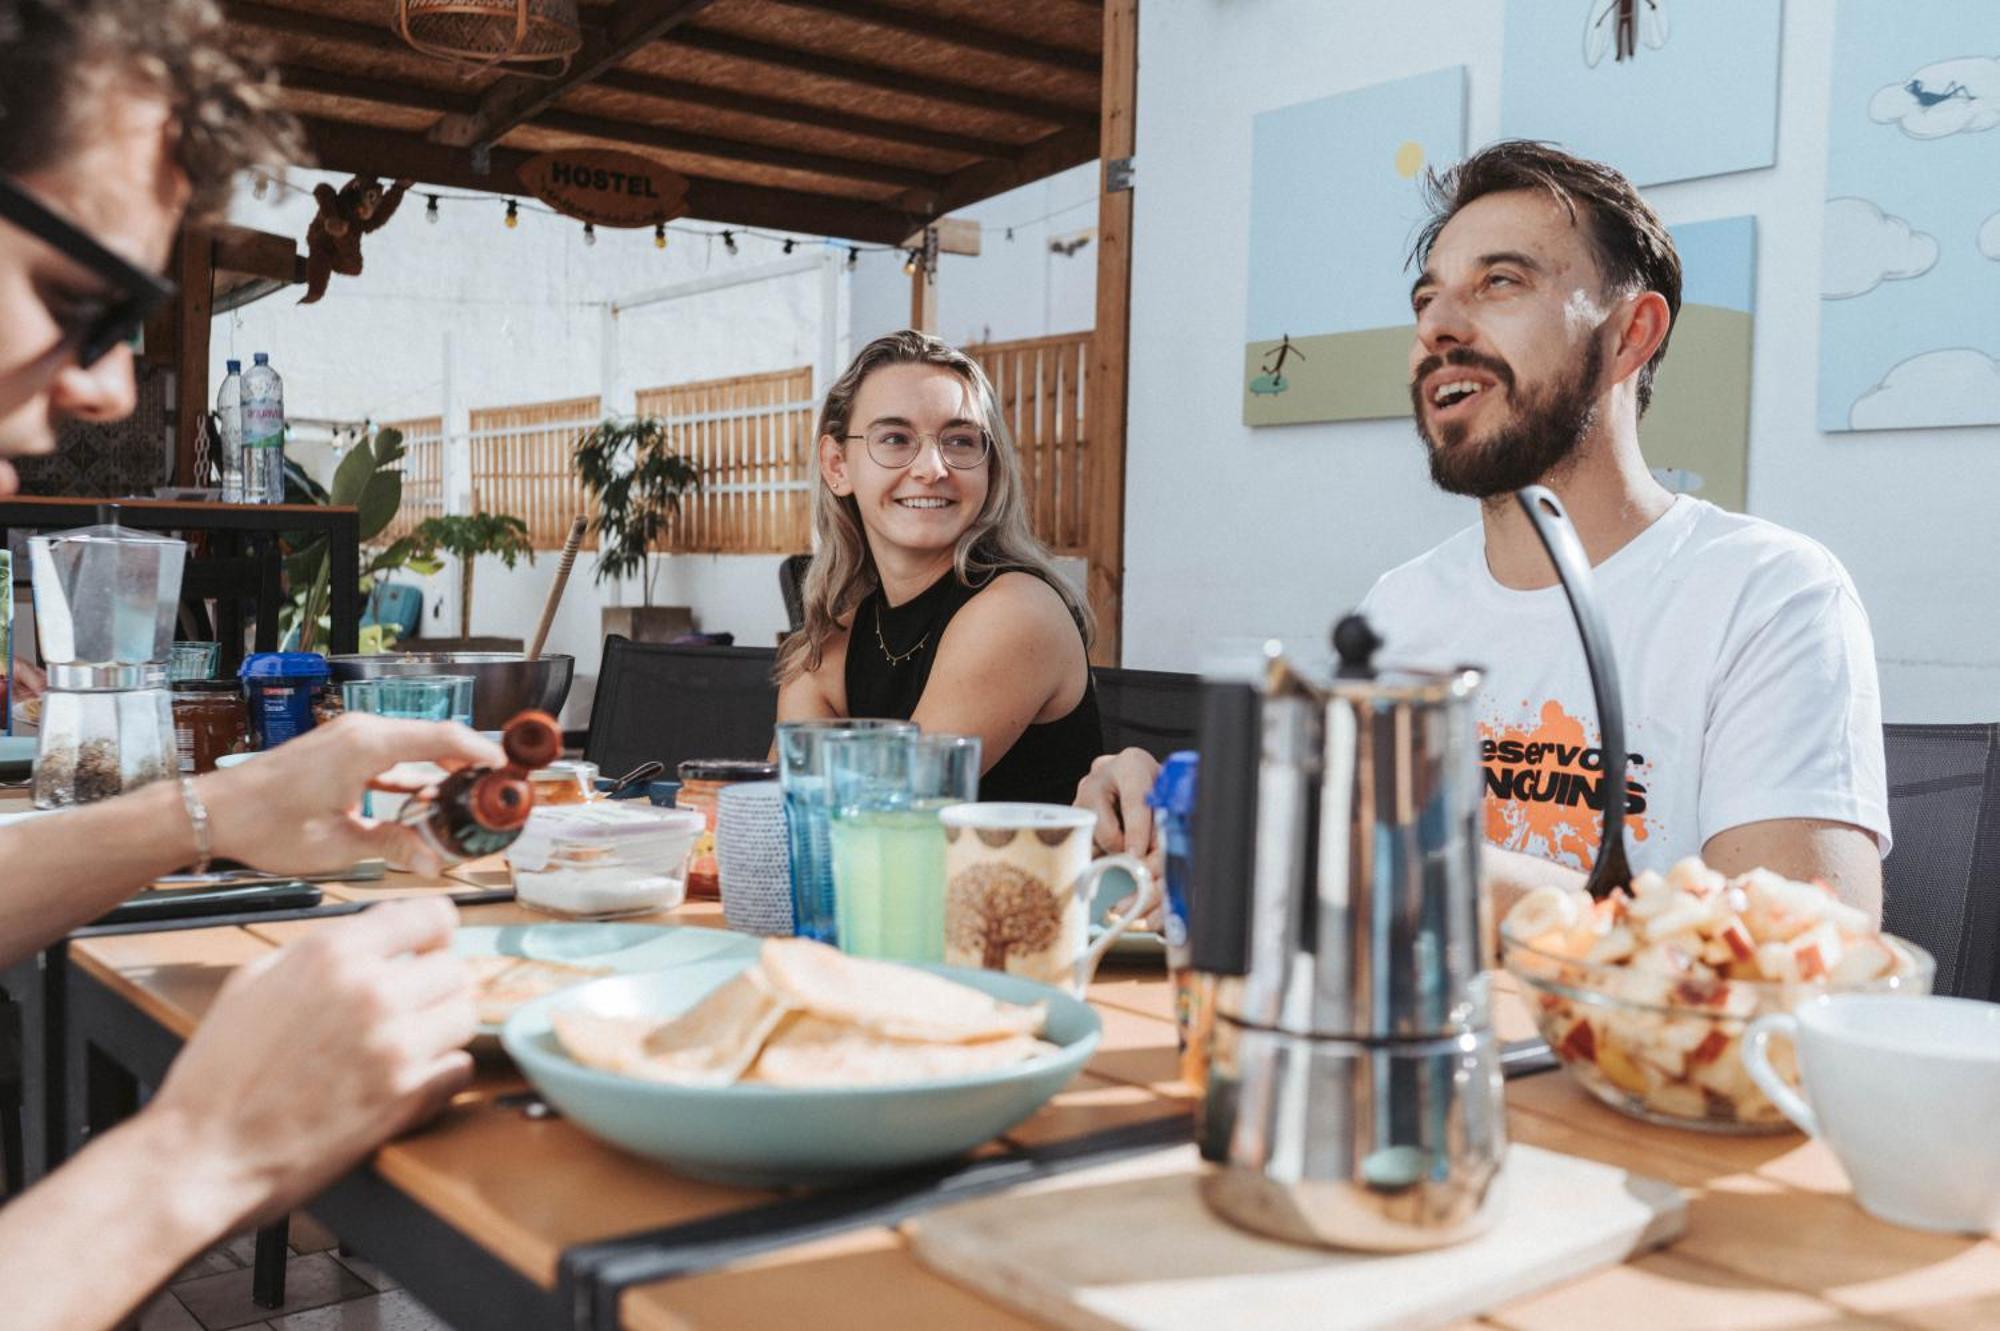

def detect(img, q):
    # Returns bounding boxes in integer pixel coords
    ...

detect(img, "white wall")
[1123,1,2000,722]
[849,161,1101,347]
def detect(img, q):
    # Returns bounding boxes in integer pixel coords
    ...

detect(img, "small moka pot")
[1189,486,1633,1251]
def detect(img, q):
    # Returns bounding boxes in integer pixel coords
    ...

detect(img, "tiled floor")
[127,1213,455,1331]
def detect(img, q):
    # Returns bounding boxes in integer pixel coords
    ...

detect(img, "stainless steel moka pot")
[1190,486,1634,1251]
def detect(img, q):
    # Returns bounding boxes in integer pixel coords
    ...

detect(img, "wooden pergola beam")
[670,29,1096,130]
[298,117,920,244]
[229,1,409,55]
[430,0,720,149]
[1084,0,1135,667]
[584,69,1016,161]
[763,0,1099,75]
[279,64,941,193]
[899,125,1099,219]
[529,108,941,191]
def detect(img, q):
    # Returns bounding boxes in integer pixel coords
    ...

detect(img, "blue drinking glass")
[775,718,916,943]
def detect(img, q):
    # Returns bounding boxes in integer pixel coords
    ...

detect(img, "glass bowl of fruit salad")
[1501,859,1933,1133]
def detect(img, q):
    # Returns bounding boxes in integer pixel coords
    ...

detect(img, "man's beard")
[1411,337,1604,499]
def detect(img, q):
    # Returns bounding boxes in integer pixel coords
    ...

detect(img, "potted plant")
[409,512,535,650]
[282,426,443,652]
[573,416,702,643]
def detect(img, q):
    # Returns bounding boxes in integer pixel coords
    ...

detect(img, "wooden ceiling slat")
[281,65,945,192]
[905,124,1098,218]
[668,28,1095,129]
[433,0,720,148]
[527,108,940,189]
[300,116,918,242]
[581,68,1015,159]
[760,0,1097,75]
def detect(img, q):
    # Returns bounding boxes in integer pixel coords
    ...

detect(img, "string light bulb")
[782,238,795,255]
[722,230,738,256]
[847,246,860,270]
[252,174,269,200]
[654,222,667,250]
[504,199,519,230]
[582,222,597,248]
[425,195,440,225]
[903,249,919,276]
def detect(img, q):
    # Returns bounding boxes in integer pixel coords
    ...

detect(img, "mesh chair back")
[584,636,778,780]
[1881,723,2000,1001]
[778,554,812,635]
[1094,666,1200,761]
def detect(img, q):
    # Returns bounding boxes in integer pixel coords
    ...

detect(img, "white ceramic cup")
[938,802,1161,997]
[1742,994,2000,1234]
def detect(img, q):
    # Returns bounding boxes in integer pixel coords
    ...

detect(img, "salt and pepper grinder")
[401,710,562,865]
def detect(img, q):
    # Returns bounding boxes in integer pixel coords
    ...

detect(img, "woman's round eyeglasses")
[843,424,991,470]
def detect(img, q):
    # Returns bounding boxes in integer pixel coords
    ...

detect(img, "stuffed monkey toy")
[299,175,412,304]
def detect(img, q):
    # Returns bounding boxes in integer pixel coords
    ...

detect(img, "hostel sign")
[517,149,689,228]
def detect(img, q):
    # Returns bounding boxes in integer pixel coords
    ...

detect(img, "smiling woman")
[775,331,1102,805]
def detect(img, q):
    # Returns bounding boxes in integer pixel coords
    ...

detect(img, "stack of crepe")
[553,938,1056,1088]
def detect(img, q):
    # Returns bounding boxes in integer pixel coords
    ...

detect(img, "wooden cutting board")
[907,1144,1685,1331]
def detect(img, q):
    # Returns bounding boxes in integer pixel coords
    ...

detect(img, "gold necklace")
[874,600,930,666]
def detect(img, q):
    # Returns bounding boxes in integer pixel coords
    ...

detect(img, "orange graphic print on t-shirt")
[1480,700,1652,871]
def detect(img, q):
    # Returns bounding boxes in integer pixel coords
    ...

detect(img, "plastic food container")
[506,803,704,919]
[239,651,329,749]
[528,760,599,807]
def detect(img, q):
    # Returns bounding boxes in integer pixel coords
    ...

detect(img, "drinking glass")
[775,718,917,944]
[827,731,981,962]
[341,674,474,725]
[167,641,220,682]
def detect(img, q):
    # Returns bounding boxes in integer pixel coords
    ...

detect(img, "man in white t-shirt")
[1080,141,1887,922]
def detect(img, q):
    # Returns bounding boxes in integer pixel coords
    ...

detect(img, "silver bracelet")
[178,776,212,875]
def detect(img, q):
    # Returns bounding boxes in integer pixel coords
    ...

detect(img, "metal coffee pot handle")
[1513,486,1632,900]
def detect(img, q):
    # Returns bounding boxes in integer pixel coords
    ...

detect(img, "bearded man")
[1080,141,1888,922]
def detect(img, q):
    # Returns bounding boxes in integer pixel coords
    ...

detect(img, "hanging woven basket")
[395,0,583,77]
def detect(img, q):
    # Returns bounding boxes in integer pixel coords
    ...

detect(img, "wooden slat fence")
[378,416,443,545]
[468,394,602,550]
[637,366,815,555]
[965,331,1091,556]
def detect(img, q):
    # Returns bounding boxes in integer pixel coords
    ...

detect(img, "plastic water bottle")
[239,352,285,504]
[214,359,244,502]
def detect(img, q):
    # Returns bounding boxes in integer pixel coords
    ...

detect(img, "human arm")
[1073,746,1165,882]
[0,714,503,969]
[0,897,474,1330]
[774,628,848,725]
[910,573,1083,775]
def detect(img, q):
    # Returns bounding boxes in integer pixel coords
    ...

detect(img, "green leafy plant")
[573,417,701,607]
[410,512,535,640]
[283,427,442,652]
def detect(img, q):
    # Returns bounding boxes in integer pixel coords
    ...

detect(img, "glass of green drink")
[826,730,981,963]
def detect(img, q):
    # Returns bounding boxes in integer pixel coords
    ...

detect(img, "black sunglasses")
[0,173,176,369]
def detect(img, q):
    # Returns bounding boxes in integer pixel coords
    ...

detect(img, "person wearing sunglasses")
[776,331,1101,805]
[0,6,505,1328]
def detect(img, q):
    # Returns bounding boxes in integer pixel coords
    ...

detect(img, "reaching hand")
[198,714,507,877]
[1075,747,1165,882]
[144,897,475,1227]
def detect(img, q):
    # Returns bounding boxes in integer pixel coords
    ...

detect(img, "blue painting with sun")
[1244,67,1469,426]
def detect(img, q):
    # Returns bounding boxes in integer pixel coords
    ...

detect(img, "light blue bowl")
[502,960,1101,1186]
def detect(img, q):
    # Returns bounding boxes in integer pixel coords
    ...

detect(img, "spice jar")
[171,680,250,775]
[676,759,778,899]
[528,760,599,807]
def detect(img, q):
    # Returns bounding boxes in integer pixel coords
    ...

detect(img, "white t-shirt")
[1357,497,1890,874]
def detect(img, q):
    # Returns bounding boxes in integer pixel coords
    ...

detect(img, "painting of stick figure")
[1248,334,1304,396]
[1501,0,1779,187]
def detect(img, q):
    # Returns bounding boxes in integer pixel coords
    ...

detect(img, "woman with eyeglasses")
[776,330,1101,804]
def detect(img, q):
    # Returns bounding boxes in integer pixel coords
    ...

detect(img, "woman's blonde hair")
[775,330,1091,683]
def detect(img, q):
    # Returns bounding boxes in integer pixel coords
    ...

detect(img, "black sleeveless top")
[844,567,1103,806]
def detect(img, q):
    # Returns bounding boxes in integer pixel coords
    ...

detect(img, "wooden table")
[59,884,2000,1331]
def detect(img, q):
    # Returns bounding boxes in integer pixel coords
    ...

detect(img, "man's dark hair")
[1410,140,1682,415]
[0,0,301,219]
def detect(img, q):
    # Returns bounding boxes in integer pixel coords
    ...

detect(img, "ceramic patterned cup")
[939,802,1160,997]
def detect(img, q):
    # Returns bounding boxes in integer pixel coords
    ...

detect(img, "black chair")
[1093,666,1200,761]
[583,636,779,781]
[778,554,811,636]
[1881,723,2000,1001]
